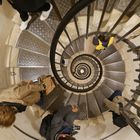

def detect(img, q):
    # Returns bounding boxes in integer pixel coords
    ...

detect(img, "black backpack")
[0,102,27,113]
[40,114,54,139]
[112,112,128,128]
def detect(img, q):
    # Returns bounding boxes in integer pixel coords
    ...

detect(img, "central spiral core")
[59,54,103,92]
[72,63,91,80]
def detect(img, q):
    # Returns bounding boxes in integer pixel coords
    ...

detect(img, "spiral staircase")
[6,0,140,138]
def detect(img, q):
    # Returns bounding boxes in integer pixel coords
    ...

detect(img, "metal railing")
[50,0,140,136]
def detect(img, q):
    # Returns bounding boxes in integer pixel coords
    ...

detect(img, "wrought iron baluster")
[85,93,89,119]
[58,41,65,49]
[127,46,140,52]
[117,23,140,43]
[86,4,91,38]
[121,111,140,136]
[64,50,72,57]
[56,70,61,72]
[74,17,80,38]
[65,93,73,105]
[64,29,73,45]
[55,62,60,65]
[97,0,109,34]
[56,51,62,56]
[109,0,117,12]
[127,1,140,17]
[136,69,140,72]
[51,0,62,20]
[71,0,80,39]
[95,0,99,10]
[94,93,105,120]
[108,0,137,35]
[134,79,140,83]
[133,57,140,61]
[51,0,74,49]
[131,89,140,95]
[125,98,140,110]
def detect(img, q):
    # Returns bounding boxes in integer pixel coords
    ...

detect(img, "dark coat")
[50,105,79,140]
[112,112,128,128]
[8,0,47,11]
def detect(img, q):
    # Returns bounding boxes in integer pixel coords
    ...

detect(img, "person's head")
[0,106,16,127]
[58,135,76,140]
[72,105,78,113]
[98,34,105,41]
[92,36,99,45]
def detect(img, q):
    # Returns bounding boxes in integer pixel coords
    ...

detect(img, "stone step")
[102,51,122,65]
[17,49,49,67]
[28,18,54,45]
[19,68,49,81]
[16,31,50,56]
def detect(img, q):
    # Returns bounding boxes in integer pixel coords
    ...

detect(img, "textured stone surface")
[16,31,50,55]
[20,68,49,81]
[17,49,49,67]
[28,18,54,44]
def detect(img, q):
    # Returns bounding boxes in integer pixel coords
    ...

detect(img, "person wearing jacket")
[104,90,128,128]
[40,105,79,140]
[0,0,53,30]
[93,34,114,51]
[0,75,55,127]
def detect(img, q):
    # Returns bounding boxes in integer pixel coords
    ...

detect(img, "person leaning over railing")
[93,33,114,51]
[104,90,128,128]
[40,105,80,140]
[0,75,55,127]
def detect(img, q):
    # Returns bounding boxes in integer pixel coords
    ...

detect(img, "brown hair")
[58,136,76,140]
[0,106,16,127]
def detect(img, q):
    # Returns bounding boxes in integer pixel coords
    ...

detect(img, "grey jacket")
[50,105,79,140]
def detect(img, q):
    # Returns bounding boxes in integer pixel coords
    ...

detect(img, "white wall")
[0,0,15,90]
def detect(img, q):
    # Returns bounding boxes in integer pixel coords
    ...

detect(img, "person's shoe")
[20,15,32,30]
[40,3,53,21]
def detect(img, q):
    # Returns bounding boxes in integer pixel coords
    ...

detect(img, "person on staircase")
[93,33,114,51]
[0,75,55,127]
[39,105,80,140]
[104,90,128,128]
[0,0,53,30]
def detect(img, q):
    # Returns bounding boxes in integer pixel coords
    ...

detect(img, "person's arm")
[53,105,79,127]
[104,95,127,115]
[64,105,79,125]
[13,81,44,99]
[55,105,72,118]
[104,98,120,114]
[93,36,99,45]
[51,105,73,126]
[108,37,114,47]
[38,75,56,95]
[96,40,105,50]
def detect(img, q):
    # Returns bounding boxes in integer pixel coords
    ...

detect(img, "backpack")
[112,112,128,128]
[39,114,54,139]
[0,102,27,113]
